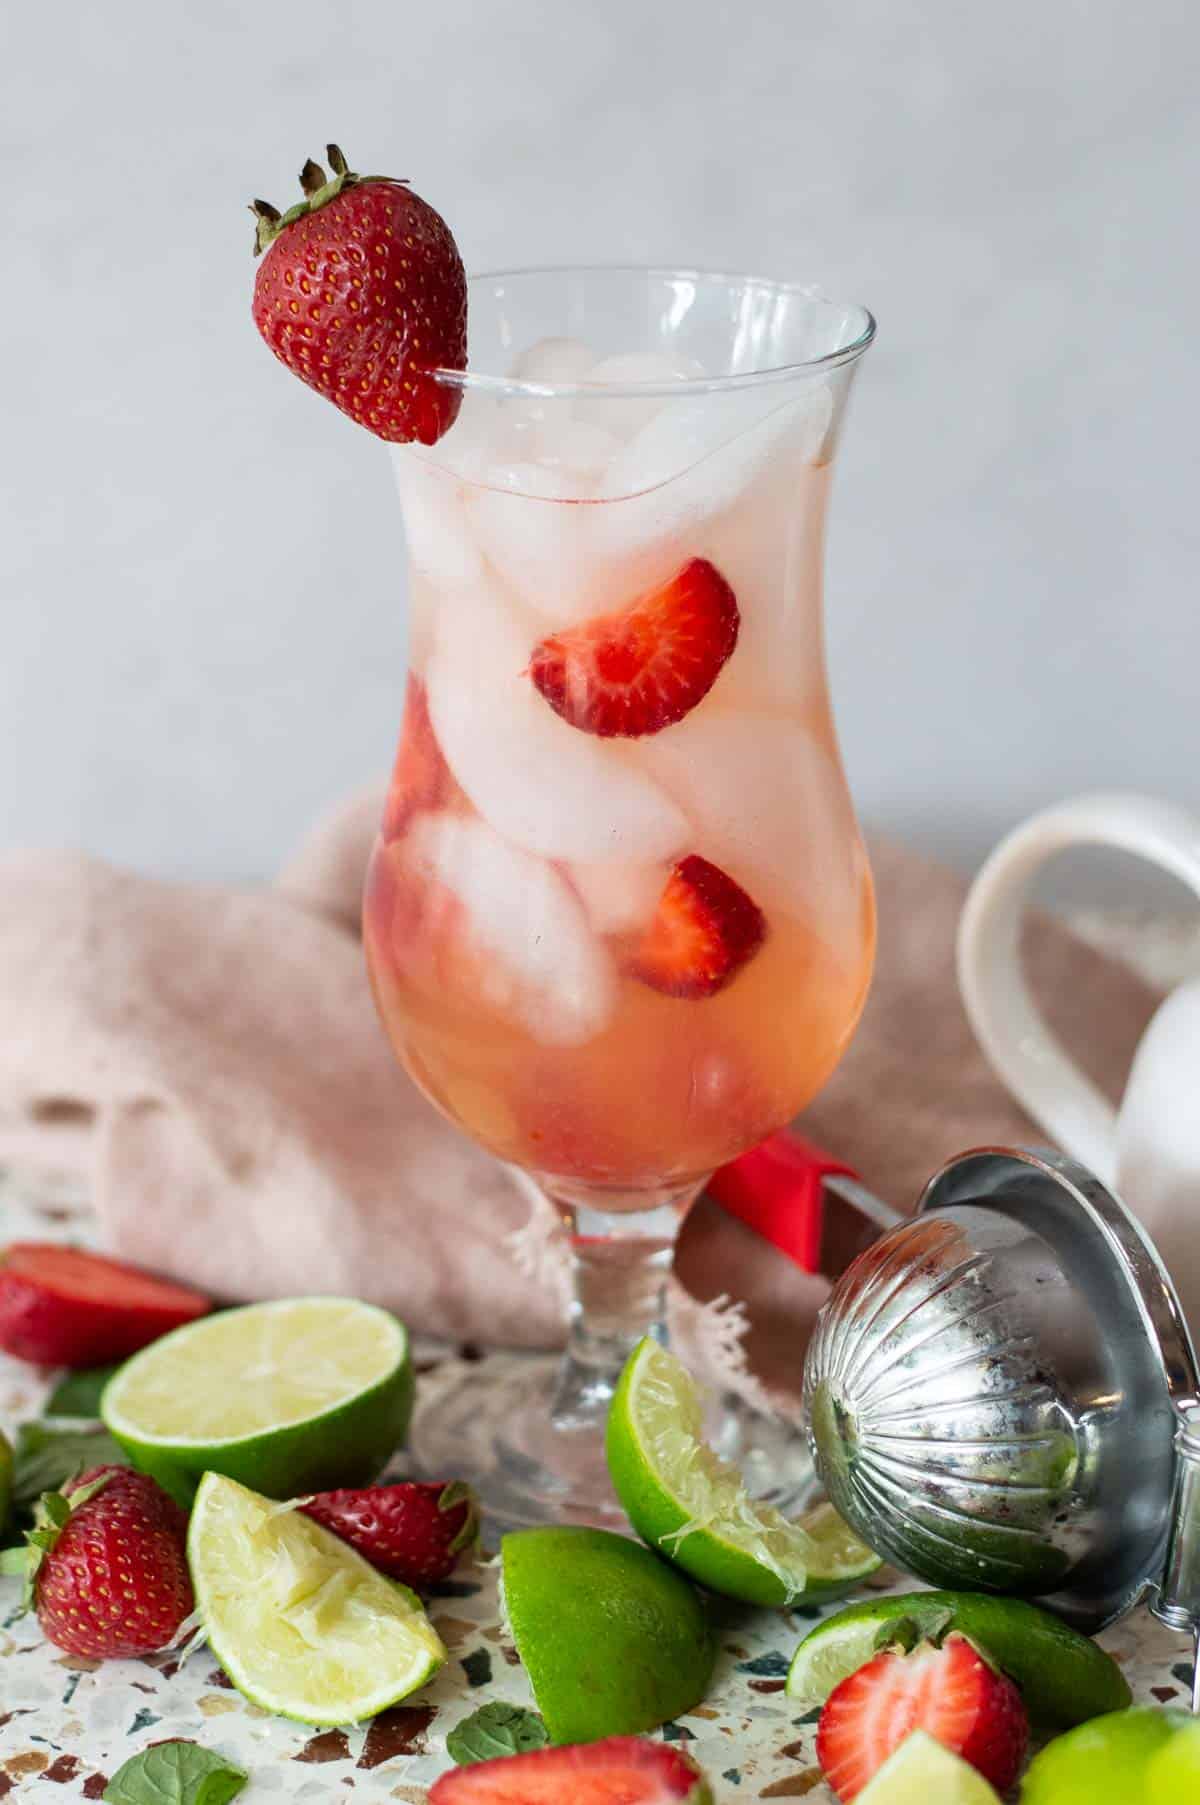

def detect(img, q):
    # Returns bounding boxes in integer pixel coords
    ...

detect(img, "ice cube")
[499,341,600,467]
[467,461,602,618]
[402,812,616,1045]
[565,857,668,935]
[392,449,484,593]
[541,420,625,478]
[603,379,827,506]
[584,382,834,651]
[422,388,504,482]
[510,336,599,387]
[639,707,854,926]
[573,350,694,440]
[426,577,690,864]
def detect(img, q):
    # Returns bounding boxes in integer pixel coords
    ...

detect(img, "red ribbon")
[708,1131,858,1274]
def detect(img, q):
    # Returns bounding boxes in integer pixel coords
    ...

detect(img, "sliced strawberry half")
[429,1736,712,1804]
[382,676,457,841]
[528,558,739,737]
[629,855,766,999]
[816,1632,1029,1801]
[0,1245,210,1368]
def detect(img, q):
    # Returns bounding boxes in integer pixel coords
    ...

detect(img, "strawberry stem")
[247,146,409,257]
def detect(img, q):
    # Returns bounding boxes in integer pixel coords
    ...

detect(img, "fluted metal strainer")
[802,1147,1200,1704]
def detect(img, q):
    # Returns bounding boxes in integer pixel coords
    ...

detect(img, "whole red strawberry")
[250,144,466,446]
[300,1480,478,1586]
[3,1466,193,1660]
[816,1630,1028,1801]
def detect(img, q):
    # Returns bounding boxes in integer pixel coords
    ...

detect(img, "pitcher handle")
[957,792,1200,1186]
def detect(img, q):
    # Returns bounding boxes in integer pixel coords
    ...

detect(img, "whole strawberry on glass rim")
[250,144,467,445]
[0,1465,193,1660]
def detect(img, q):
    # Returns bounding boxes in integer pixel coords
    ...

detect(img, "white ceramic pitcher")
[958,792,1200,1335]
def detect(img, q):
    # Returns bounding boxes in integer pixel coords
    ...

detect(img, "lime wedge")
[189,1472,445,1724]
[102,1297,412,1505]
[502,1525,714,1743]
[856,1732,1000,1803]
[787,1591,1132,1729]
[605,1337,880,1606]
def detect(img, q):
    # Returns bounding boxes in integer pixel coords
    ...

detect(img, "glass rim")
[430,262,877,397]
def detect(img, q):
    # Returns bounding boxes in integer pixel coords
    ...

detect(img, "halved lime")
[787,1591,1132,1729]
[856,1731,1000,1803]
[502,1525,715,1743]
[1147,1718,1200,1804]
[605,1337,880,1606]
[101,1297,412,1505]
[1020,1707,1191,1805]
[189,1473,445,1724]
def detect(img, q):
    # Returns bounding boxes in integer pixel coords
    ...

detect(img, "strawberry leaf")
[446,1702,549,1766]
[10,1420,129,1507]
[103,1739,247,1804]
[439,1480,481,1555]
[41,1491,71,1530]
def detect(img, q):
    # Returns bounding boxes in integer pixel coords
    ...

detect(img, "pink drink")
[364,342,874,1206]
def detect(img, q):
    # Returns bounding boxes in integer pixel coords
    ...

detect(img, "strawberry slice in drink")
[629,855,767,999]
[528,558,739,737]
[429,1736,712,1804]
[0,1245,210,1368]
[382,677,460,842]
[816,1632,1029,1801]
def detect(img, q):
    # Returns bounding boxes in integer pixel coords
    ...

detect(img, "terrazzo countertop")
[0,1173,1194,1802]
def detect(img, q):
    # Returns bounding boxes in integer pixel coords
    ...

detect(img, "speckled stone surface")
[0,1171,1193,1801]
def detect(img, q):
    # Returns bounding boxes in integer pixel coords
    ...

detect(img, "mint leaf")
[104,1740,247,1805]
[10,1420,129,1508]
[447,1702,549,1766]
[44,1364,120,1419]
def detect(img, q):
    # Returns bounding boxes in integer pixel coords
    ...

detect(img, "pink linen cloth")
[0,798,1161,1394]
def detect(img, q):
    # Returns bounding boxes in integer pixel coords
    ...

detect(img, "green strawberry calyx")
[873,1614,1009,1682]
[438,1480,482,1556]
[0,1471,112,1611]
[249,144,408,257]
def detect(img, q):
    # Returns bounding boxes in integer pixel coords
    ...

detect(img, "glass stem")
[546,1186,702,1431]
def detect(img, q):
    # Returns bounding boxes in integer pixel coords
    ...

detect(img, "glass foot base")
[408,1349,819,1533]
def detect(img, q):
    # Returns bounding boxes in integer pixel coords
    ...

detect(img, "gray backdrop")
[3,1,1197,885]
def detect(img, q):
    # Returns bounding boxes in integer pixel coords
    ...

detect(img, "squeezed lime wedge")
[189,1472,445,1724]
[606,1337,880,1606]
